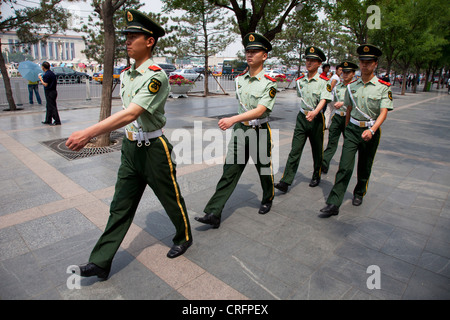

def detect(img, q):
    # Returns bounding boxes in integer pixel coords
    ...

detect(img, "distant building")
[0,31,88,64]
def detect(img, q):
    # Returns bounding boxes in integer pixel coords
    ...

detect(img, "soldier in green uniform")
[195,33,277,229]
[320,45,393,218]
[274,46,332,193]
[321,61,358,174]
[66,9,192,280]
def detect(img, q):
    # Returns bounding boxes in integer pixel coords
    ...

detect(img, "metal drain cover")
[41,130,124,160]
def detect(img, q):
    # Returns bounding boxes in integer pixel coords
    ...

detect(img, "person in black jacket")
[39,61,61,125]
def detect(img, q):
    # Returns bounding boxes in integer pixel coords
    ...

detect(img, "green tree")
[368,0,449,94]
[270,1,318,73]
[208,0,307,41]
[0,0,71,111]
[324,0,380,45]
[163,0,233,96]
[88,0,128,147]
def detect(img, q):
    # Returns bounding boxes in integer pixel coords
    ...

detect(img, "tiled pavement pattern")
[0,86,449,300]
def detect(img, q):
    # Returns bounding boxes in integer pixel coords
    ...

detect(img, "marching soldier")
[195,33,277,229]
[321,61,358,174]
[274,46,332,193]
[66,9,192,280]
[320,44,393,218]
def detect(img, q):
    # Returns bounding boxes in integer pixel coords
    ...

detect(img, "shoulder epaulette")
[149,65,162,71]
[378,79,391,86]
[264,74,276,82]
[320,74,329,81]
[236,71,246,77]
[348,79,358,84]
[296,75,305,80]
[121,66,131,73]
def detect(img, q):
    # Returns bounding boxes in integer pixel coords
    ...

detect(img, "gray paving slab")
[0,85,449,301]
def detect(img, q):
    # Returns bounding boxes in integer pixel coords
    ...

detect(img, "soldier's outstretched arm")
[66,103,145,151]
[218,105,268,130]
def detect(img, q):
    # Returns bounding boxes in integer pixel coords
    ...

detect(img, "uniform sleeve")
[131,72,169,114]
[380,85,394,111]
[257,81,278,111]
[320,79,333,102]
[344,87,352,107]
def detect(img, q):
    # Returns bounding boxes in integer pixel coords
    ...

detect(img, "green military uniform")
[322,61,358,171]
[326,46,393,208]
[279,46,332,187]
[88,10,192,271]
[202,33,277,219]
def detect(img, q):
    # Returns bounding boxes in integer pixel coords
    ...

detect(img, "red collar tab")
[264,74,276,82]
[148,65,162,71]
[378,79,391,86]
[121,66,131,73]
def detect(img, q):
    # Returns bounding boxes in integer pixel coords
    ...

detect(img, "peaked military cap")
[121,9,165,38]
[338,61,358,72]
[304,46,326,62]
[243,33,272,52]
[357,44,382,60]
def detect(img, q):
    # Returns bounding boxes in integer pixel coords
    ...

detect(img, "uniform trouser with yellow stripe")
[326,123,381,207]
[89,136,192,270]
[204,122,274,218]
[322,113,346,170]
[280,111,324,185]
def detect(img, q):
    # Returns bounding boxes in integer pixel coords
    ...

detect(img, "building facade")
[1,31,88,64]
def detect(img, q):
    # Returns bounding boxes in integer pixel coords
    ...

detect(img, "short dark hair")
[42,61,50,70]
[323,63,330,69]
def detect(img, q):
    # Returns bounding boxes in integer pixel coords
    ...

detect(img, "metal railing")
[0,73,298,106]
[0,77,119,106]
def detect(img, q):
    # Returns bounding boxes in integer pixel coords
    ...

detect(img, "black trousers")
[44,90,61,124]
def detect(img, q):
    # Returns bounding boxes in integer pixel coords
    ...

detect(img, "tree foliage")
[207,0,306,41]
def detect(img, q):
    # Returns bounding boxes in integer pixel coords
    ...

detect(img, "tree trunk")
[423,68,430,92]
[401,69,407,95]
[0,41,17,111]
[436,67,443,89]
[204,55,209,96]
[96,1,116,147]
[203,11,209,97]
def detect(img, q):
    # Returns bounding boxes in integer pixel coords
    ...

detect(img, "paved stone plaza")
[0,85,449,300]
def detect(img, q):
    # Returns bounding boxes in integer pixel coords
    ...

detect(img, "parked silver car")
[169,69,204,81]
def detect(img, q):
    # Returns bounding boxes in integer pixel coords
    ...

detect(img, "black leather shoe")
[322,165,328,174]
[167,239,192,258]
[258,202,272,214]
[319,204,339,218]
[309,178,320,187]
[41,121,51,124]
[352,196,363,206]
[77,263,110,281]
[51,122,61,126]
[274,181,289,193]
[195,213,221,228]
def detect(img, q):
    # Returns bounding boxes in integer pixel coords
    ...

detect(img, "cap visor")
[358,56,378,61]
[304,54,322,61]
[245,45,268,51]
[121,29,152,36]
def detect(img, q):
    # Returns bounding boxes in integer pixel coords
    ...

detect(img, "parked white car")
[169,69,204,81]
[265,69,285,78]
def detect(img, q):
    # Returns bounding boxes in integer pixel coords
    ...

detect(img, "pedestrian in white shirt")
[324,65,343,129]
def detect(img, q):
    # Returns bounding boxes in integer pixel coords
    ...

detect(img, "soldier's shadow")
[194,182,260,231]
